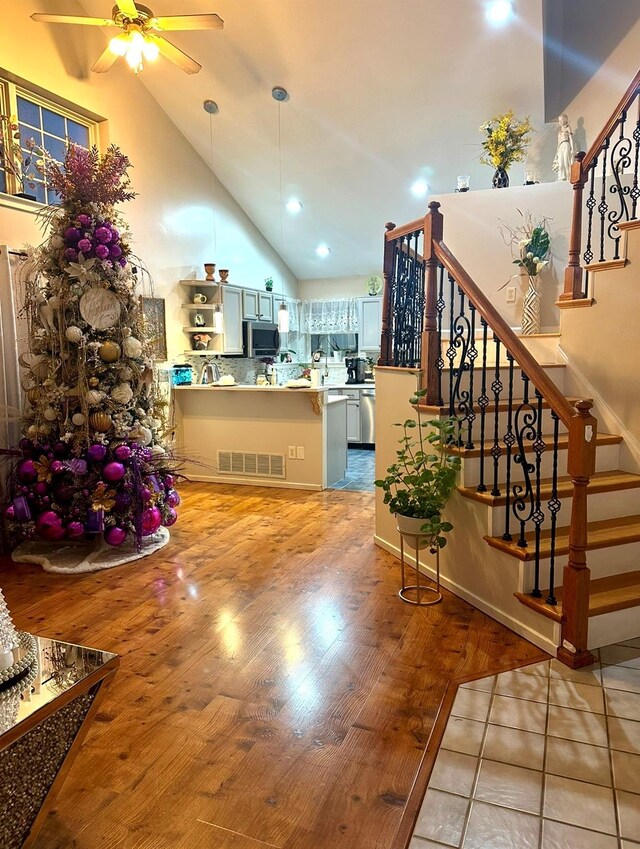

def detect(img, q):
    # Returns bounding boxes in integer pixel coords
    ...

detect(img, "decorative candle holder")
[455,175,470,193]
[219,269,229,283]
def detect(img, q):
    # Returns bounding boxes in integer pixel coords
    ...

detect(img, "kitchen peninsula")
[174,385,347,490]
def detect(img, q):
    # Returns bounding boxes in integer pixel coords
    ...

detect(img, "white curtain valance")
[301,298,359,334]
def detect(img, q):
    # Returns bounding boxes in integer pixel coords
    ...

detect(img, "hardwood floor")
[0,483,546,849]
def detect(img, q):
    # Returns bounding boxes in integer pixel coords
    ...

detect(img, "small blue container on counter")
[171,365,193,386]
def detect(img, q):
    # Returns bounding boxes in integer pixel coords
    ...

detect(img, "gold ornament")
[26,387,40,404]
[43,407,58,422]
[89,411,112,433]
[99,341,121,363]
[88,377,100,388]
[72,413,85,426]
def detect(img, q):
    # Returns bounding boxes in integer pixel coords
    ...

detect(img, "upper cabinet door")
[359,297,382,351]
[258,293,274,323]
[242,289,259,321]
[222,287,244,354]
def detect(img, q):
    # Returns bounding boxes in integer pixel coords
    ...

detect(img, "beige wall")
[297,275,374,301]
[0,2,297,362]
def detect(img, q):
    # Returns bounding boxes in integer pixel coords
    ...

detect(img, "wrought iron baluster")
[546,411,561,605]
[511,374,538,572]
[532,390,546,599]
[436,265,445,406]
[466,302,477,449]
[490,336,503,497]
[632,99,640,220]
[446,274,456,418]
[450,286,473,447]
[476,318,489,493]
[502,353,516,541]
[608,110,632,260]
[598,138,610,262]
[584,161,597,266]
[390,231,425,368]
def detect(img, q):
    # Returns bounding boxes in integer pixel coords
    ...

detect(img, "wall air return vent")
[217,451,285,479]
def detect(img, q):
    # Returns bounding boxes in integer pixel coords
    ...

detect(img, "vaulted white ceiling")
[79,1,554,278]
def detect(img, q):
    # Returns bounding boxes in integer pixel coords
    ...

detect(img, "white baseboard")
[374,534,559,657]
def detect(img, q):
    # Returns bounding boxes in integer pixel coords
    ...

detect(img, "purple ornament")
[95,243,110,260]
[95,226,112,243]
[86,509,105,534]
[141,487,152,502]
[166,489,181,508]
[4,505,15,520]
[19,437,33,453]
[34,481,48,496]
[87,444,107,463]
[77,214,92,227]
[163,507,178,527]
[35,510,65,541]
[65,459,88,475]
[142,506,162,536]
[50,460,65,474]
[163,474,175,489]
[54,484,74,503]
[110,244,122,259]
[53,442,68,458]
[77,238,92,254]
[64,248,78,261]
[114,492,132,512]
[17,459,37,483]
[118,257,127,268]
[67,521,85,539]
[111,226,120,241]
[64,226,81,243]
[114,444,132,461]
[103,461,126,482]
[12,495,31,521]
[104,526,127,546]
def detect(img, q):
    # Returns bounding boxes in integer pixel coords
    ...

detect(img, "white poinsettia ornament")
[0,588,19,671]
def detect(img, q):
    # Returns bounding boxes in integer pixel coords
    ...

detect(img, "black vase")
[492,168,509,189]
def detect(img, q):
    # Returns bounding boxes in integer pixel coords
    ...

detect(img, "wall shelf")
[182,326,220,333]
[179,280,221,287]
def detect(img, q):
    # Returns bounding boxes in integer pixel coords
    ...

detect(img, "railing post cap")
[385,221,396,231]
[428,201,441,213]
[573,398,594,414]
[575,151,586,162]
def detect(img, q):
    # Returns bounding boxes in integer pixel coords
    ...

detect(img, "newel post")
[378,221,396,366]
[560,151,587,301]
[421,201,444,404]
[557,400,597,669]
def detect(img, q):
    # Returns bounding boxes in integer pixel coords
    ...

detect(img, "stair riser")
[459,443,620,489]
[486,487,640,536]
[520,541,640,590]
[588,605,640,650]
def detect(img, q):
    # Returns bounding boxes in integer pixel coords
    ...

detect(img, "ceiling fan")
[31,1,223,75]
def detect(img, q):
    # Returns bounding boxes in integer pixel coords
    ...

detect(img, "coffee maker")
[345,357,366,384]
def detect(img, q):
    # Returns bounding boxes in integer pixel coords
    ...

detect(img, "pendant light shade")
[278,301,289,333]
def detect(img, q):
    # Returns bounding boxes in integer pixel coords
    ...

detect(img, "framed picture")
[141,297,167,361]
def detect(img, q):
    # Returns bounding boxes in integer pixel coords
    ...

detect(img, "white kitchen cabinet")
[243,290,274,322]
[358,297,382,351]
[221,286,244,354]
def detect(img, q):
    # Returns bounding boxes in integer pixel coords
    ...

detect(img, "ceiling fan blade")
[152,36,202,74]
[115,0,139,18]
[150,14,224,31]
[91,45,120,74]
[31,13,113,26]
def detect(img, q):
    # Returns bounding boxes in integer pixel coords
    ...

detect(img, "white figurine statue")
[553,113,576,181]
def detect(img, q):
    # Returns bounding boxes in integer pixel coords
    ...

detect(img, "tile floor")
[409,637,640,849]
[329,447,376,492]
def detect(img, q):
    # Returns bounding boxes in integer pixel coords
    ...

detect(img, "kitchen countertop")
[173,383,374,392]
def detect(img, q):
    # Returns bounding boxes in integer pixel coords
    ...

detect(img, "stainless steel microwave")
[243,321,281,358]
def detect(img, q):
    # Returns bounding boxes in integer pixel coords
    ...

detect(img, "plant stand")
[398,528,443,606]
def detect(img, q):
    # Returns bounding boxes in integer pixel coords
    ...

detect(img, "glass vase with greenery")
[375,389,461,552]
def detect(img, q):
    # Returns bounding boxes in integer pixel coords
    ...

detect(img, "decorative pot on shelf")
[219,269,229,283]
[396,514,433,551]
[192,334,211,351]
[521,276,541,335]
[492,168,509,189]
[204,263,216,281]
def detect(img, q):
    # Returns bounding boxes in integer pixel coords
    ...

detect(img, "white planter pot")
[396,514,432,550]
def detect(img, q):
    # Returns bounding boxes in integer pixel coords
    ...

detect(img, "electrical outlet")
[296,446,305,460]
[506,286,517,304]
[288,446,296,459]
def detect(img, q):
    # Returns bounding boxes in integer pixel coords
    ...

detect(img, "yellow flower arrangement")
[479,110,533,171]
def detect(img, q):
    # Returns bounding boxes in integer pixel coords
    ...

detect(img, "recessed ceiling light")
[411,179,430,198]
[316,244,331,257]
[486,0,513,25]
[286,198,303,213]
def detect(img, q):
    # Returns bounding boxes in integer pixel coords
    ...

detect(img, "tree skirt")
[11,527,170,574]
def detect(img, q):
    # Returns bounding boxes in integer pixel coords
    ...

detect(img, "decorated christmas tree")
[4,144,179,549]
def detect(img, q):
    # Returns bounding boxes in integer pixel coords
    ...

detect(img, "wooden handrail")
[385,218,424,241]
[581,67,640,172]
[434,240,575,427]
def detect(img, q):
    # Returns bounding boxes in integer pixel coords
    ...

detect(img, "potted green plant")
[479,110,533,188]
[375,388,461,551]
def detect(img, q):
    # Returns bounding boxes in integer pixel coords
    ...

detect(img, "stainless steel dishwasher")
[360,388,375,445]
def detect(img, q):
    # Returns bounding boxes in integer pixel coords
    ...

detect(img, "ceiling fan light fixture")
[142,38,160,61]
[109,34,129,55]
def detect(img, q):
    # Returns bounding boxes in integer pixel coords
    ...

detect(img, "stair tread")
[516,570,640,619]
[421,396,585,416]
[459,470,640,507]
[485,514,640,561]
[448,431,622,459]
